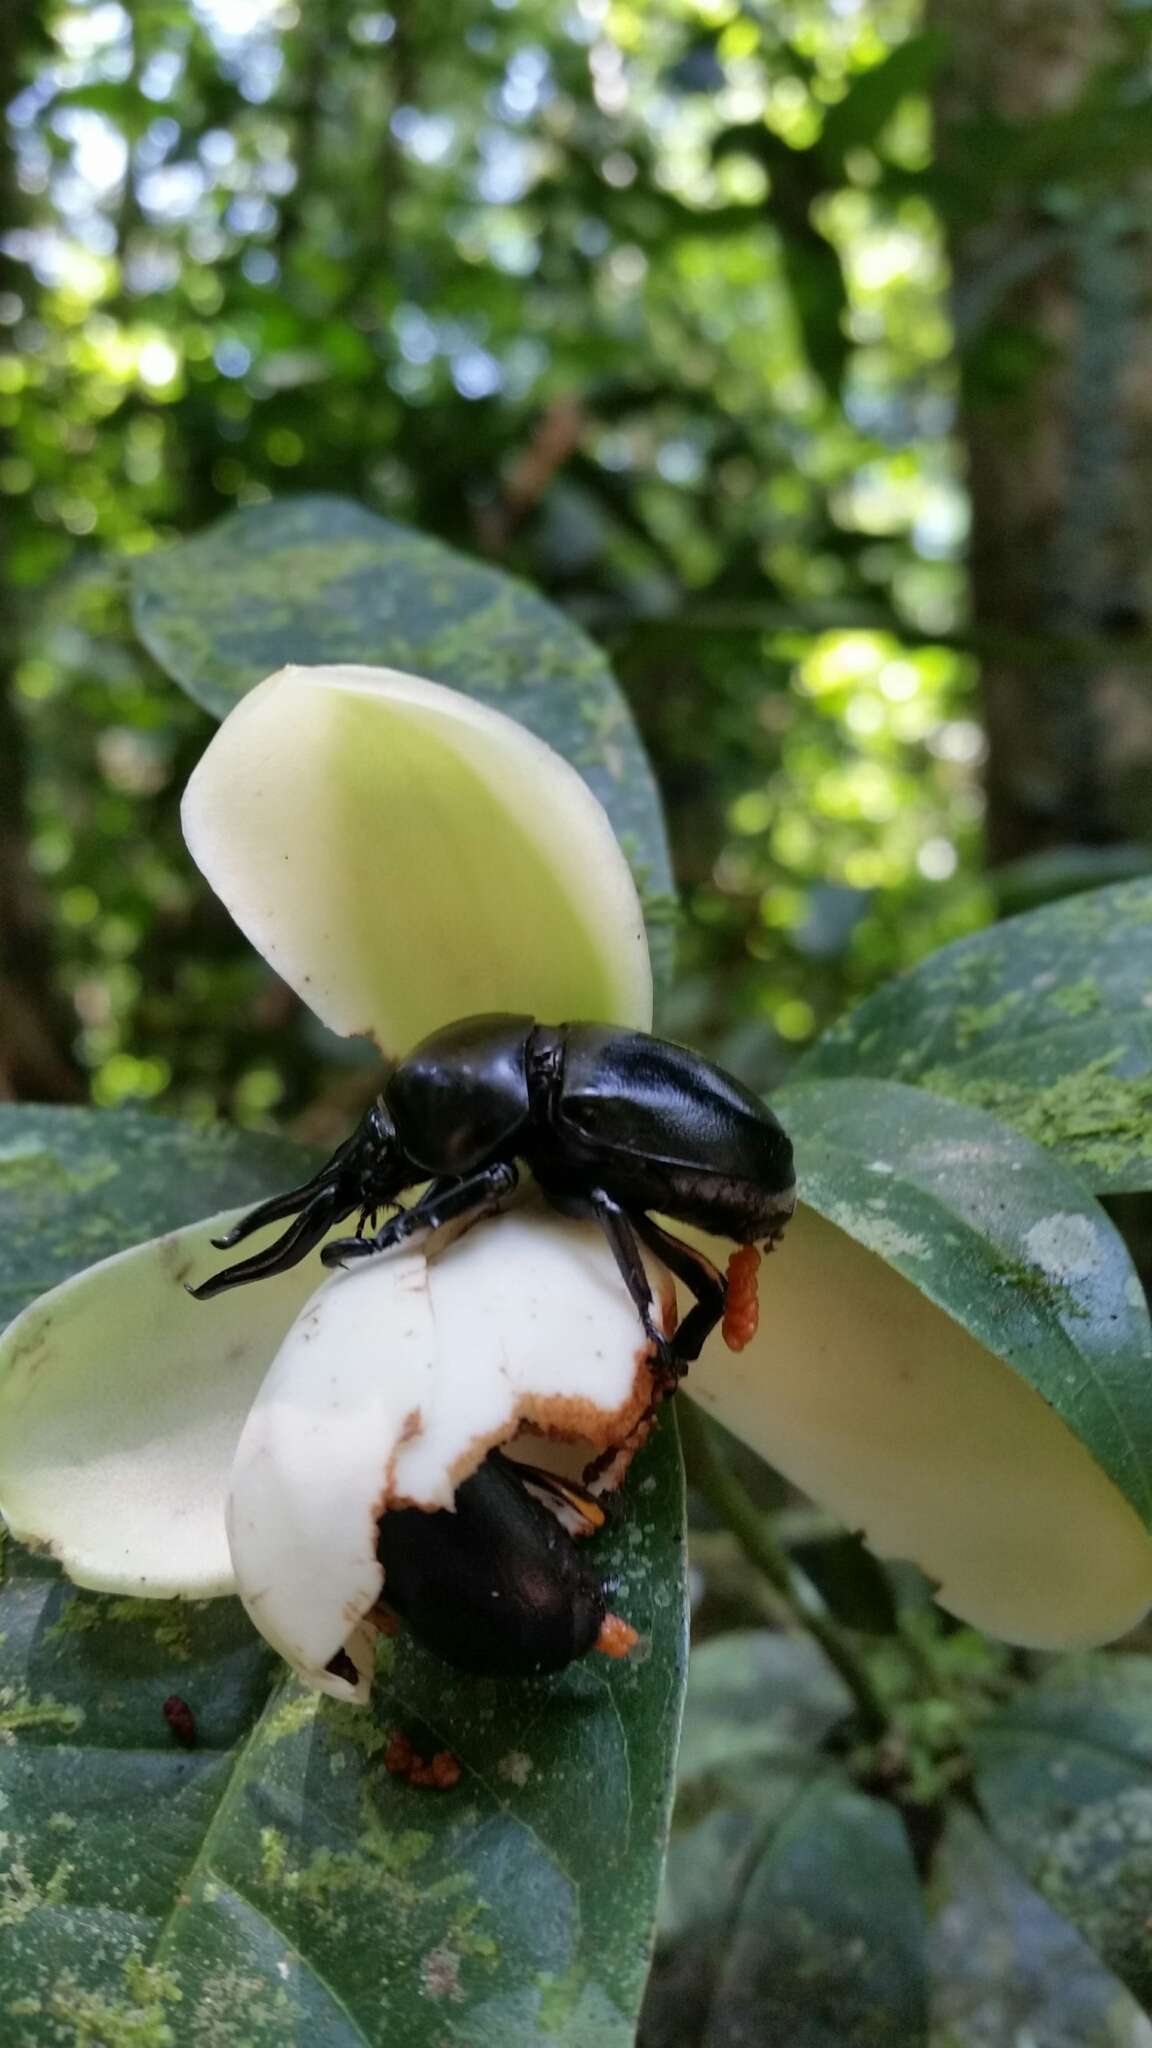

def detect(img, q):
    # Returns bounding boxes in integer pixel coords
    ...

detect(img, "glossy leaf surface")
[642,1632,928,2048]
[798,878,1152,1192]
[780,1078,1152,1534]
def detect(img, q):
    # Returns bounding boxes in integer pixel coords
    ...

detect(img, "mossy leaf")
[128,496,673,978]
[0,1103,315,1331]
[0,1105,689,2042]
[0,1416,685,2046]
[796,877,1152,1193]
[779,1079,1152,1524]
[928,1805,1152,2047]
[973,1657,1152,2008]
[643,1633,927,2048]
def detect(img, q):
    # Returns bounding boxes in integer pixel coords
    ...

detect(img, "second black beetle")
[375,1448,616,1677]
[191,1015,797,1370]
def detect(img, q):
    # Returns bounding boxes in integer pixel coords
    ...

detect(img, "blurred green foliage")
[3,0,989,1124]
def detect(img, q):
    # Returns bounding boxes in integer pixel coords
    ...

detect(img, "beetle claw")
[320,1234,376,1269]
[647,1326,682,1388]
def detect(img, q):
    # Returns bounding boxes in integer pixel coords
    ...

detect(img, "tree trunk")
[928,0,1152,864]
[0,1,84,1100]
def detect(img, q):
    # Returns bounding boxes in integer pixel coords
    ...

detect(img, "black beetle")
[376,1448,615,1676]
[190,1015,796,1372]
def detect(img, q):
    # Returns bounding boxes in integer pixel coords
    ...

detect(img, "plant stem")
[677,1399,889,1738]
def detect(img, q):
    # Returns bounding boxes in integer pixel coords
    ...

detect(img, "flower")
[0,662,1149,1703]
[0,664,674,1703]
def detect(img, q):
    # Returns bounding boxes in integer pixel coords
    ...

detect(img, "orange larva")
[722,1245,761,1352]
[384,1730,462,1790]
[595,1612,640,1660]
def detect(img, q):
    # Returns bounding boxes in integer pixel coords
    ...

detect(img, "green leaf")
[49,81,153,138]
[928,1805,1152,2048]
[673,1630,851,1791]
[0,1103,315,1329]
[992,844,1152,920]
[819,33,948,166]
[973,1658,1152,2009]
[779,1078,1152,1535]
[702,1778,928,2048]
[0,1415,685,2045]
[796,879,1152,1193]
[0,1107,690,2040]
[128,495,674,971]
[644,1637,926,2047]
[789,1531,899,1637]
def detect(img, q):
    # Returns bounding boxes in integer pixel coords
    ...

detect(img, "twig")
[677,1398,889,1738]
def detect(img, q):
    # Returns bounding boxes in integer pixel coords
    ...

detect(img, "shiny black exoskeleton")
[191,1015,797,1371]
[376,1449,609,1677]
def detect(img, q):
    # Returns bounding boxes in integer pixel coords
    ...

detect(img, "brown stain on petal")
[381,1273,677,1515]
[10,1324,51,1384]
[373,1406,427,1524]
[157,1234,195,1289]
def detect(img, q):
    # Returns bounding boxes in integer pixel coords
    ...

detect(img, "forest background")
[11,0,1150,1132]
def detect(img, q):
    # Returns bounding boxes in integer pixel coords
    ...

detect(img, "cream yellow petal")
[0,1212,318,1598]
[686,1205,1152,1648]
[181,664,652,1057]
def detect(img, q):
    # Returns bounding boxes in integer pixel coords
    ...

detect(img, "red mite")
[163,1695,197,1748]
[384,1731,461,1791]
[722,1245,761,1352]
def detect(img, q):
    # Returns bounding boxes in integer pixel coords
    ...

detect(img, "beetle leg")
[628,1214,727,1367]
[323,1174,455,1262]
[321,1161,519,1267]
[585,1189,678,1382]
[490,1449,608,1534]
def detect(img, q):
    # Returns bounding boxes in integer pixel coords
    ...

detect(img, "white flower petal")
[227,1207,675,1701]
[0,1213,319,1598]
[687,1205,1152,1648]
[182,664,652,1056]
